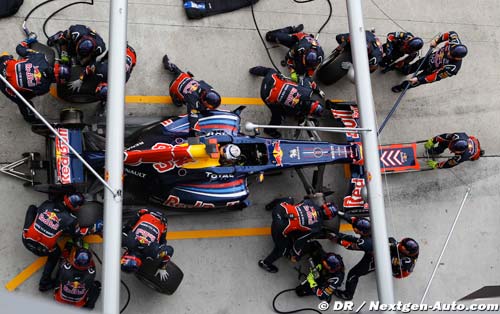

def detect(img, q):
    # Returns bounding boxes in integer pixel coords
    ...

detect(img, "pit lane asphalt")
[1,0,500,313]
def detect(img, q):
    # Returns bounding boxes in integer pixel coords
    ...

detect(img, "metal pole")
[346,0,395,305]
[0,74,116,195]
[102,0,127,313]
[377,47,433,135]
[420,188,471,304]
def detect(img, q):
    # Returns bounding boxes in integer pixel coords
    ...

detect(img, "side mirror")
[245,121,260,136]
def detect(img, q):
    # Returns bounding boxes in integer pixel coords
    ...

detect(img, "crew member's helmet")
[200,90,221,110]
[76,36,97,58]
[95,82,108,100]
[70,247,93,270]
[353,218,371,236]
[406,37,424,52]
[120,252,142,273]
[449,44,468,59]
[449,139,468,153]
[54,63,71,84]
[304,49,322,68]
[322,253,344,273]
[398,238,419,257]
[63,193,85,212]
[321,203,338,220]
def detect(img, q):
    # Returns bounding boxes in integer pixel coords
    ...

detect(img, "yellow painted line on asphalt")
[6,224,353,291]
[5,257,47,292]
[49,86,264,105]
[86,224,353,242]
[344,164,351,179]
[125,95,172,104]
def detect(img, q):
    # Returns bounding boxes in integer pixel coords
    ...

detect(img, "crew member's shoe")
[162,54,175,72]
[258,260,278,273]
[391,84,403,93]
[39,276,55,292]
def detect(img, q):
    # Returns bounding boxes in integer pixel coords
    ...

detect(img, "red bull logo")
[135,228,156,245]
[24,64,42,87]
[57,155,71,184]
[182,80,199,95]
[343,178,366,208]
[62,280,86,297]
[272,141,283,167]
[56,128,72,184]
[331,107,360,140]
[164,195,215,209]
[38,210,61,230]
[56,128,70,154]
[150,142,194,173]
[284,87,300,108]
[33,66,42,84]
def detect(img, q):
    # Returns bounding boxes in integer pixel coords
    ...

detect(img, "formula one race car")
[10,107,363,211]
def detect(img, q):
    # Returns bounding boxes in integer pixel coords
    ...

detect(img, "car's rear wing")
[329,101,421,215]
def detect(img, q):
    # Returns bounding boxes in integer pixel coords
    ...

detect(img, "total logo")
[205,172,235,181]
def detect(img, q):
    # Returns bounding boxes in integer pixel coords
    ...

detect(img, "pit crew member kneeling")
[258,197,338,273]
[121,209,174,280]
[249,66,325,139]
[295,241,345,302]
[22,193,103,291]
[163,54,221,138]
[54,241,101,309]
[424,132,483,169]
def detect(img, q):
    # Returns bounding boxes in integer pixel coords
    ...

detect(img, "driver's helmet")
[76,35,96,58]
[398,238,419,257]
[322,253,344,273]
[63,193,85,213]
[352,217,371,236]
[220,144,241,162]
[449,139,468,153]
[120,251,142,273]
[200,90,221,110]
[69,247,92,271]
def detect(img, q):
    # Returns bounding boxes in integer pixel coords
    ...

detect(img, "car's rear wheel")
[135,259,184,295]
[60,108,84,124]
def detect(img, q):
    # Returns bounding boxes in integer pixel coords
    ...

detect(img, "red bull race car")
[14,107,365,212]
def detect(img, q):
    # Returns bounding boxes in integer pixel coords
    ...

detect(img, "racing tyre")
[322,215,340,234]
[31,43,55,66]
[135,259,184,295]
[315,49,352,85]
[77,202,103,227]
